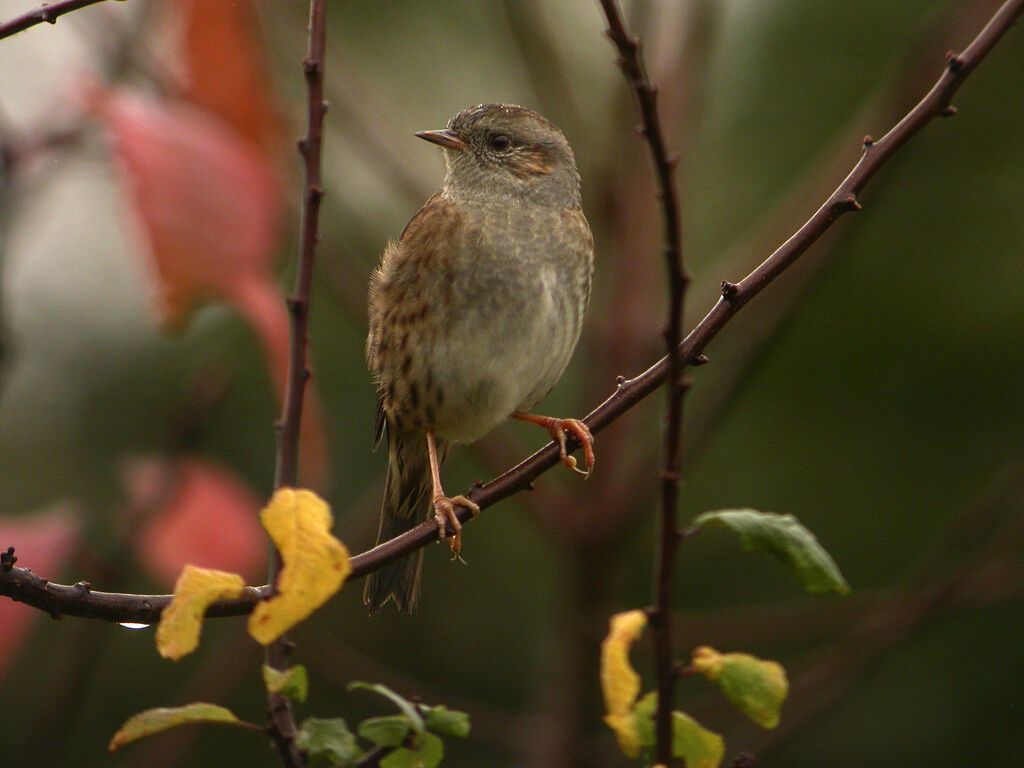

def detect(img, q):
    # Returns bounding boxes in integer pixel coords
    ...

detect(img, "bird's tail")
[363,428,446,614]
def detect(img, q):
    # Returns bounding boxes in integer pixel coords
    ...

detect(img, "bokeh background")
[1,0,1022,766]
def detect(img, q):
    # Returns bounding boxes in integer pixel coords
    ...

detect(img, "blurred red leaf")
[124,457,266,588]
[90,86,329,487]
[89,87,284,330]
[0,506,80,679]
[177,0,282,153]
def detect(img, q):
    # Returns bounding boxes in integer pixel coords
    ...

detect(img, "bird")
[363,103,595,614]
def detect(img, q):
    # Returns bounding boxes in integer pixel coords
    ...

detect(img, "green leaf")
[693,509,850,594]
[691,647,788,729]
[109,703,248,751]
[296,717,361,767]
[348,682,425,733]
[632,693,724,768]
[379,731,444,768]
[358,715,412,748]
[263,664,309,704]
[423,705,471,738]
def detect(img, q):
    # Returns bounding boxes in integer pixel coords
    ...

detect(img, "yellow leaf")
[109,703,244,751]
[691,646,788,729]
[248,488,351,644]
[599,609,648,758]
[156,565,245,660]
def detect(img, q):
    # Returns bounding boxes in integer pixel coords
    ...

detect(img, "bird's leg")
[426,430,479,557]
[512,412,595,478]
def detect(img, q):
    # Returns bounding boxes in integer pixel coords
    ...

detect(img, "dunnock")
[364,104,595,614]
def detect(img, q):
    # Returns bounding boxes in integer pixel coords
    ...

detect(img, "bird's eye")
[489,134,511,151]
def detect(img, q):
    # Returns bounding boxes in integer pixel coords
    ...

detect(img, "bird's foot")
[432,493,480,558]
[514,412,595,478]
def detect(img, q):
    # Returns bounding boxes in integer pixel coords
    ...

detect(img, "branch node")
[691,354,710,366]
[833,194,862,215]
[615,375,626,388]
[946,50,965,73]
[721,280,739,299]
[302,57,321,76]
[862,134,874,148]
[941,105,958,117]
[74,581,92,593]
[1,546,16,570]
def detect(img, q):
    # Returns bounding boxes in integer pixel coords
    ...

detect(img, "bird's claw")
[432,493,479,558]
[551,418,595,479]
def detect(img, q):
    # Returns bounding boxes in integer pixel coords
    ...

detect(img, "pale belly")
[429,264,580,443]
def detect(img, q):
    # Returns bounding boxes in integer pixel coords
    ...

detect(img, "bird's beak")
[415,129,467,151]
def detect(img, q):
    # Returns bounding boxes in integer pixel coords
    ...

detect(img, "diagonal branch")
[598,0,688,763]
[0,0,109,41]
[1,0,1022,627]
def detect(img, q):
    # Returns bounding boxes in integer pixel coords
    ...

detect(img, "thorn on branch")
[1,546,16,570]
[74,581,92,593]
[302,57,321,76]
[946,50,965,73]
[41,8,56,24]
[690,354,710,366]
[832,194,862,215]
[721,280,739,299]
[941,105,958,117]
[863,135,874,148]
[616,375,626,388]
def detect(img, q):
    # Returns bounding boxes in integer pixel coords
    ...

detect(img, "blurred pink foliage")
[123,457,266,588]
[86,0,328,488]
[0,507,80,678]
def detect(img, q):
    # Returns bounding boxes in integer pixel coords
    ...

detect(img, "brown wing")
[368,192,463,441]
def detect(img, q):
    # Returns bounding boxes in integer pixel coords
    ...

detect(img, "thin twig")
[598,0,688,762]
[0,0,108,41]
[263,0,329,765]
[1,0,1022,628]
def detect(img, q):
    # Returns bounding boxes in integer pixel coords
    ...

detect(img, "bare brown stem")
[262,0,329,765]
[0,0,108,40]
[598,0,688,763]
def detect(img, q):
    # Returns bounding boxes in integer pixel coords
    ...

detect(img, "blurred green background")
[1,0,1022,766]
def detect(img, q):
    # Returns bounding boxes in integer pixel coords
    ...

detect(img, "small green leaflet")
[379,731,444,768]
[109,703,250,752]
[263,663,309,703]
[296,717,361,766]
[693,509,850,594]
[633,693,724,768]
[423,705,471,738]
[348,682,425,733]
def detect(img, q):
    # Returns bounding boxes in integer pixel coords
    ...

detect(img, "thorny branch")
[598,0,688,763]
[2,0,1023,636]
[0,0,109,41]
[262,0,329,765]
